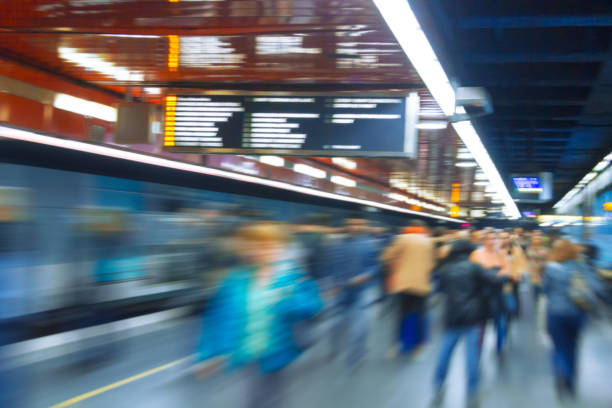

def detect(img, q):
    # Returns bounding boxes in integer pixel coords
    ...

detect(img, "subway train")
[0,140,434,343]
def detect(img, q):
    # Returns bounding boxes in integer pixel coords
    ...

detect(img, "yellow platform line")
[49,356,191,408]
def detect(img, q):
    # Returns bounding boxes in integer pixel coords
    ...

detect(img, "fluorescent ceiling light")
[419,111,444,117]
[390,179,408,189]
[416,121,448,130]
[331,175,357,187]
[457,152,474,160]
[555,151,612,210]
[554,188,580,209]
[580,172,598,183]
[452,121,520,218]
[59,47,143,81]
[455,161,477,167]
[484,184,496,193]
[470,209,486,218]
[374,0,520,219]
[372,0,455,115]
[259,156,285,167]
[53,93,117,122]
[293,163,327,179]
[0,125,466,223]
[144,87,162,94]
[474,181,489,186]
[388,193,407,202]
[332,157,357,170]
[592,160,610,172]
[474,172,488,180]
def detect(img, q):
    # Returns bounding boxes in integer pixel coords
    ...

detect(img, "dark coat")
[438,240,504,327]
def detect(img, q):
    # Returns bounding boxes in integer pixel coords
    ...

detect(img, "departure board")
[163,95,412,156]
[512,176,542,193]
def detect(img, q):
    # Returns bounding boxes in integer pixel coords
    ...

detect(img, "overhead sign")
[450,205,460,217]
[163,94,415,157]
[510,172,553,203]
[451,183,460,202]
[512,176,542,193]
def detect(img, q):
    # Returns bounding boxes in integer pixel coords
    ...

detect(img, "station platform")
[6,288,612,408]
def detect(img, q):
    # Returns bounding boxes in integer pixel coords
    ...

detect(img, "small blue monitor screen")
[512,177,542,193]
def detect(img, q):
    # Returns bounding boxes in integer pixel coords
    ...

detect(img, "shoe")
[555,378,574,402]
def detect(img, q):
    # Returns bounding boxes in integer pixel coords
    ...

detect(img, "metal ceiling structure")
[0,0,422,92]
[412,0,612,209]
[0,0,535,217]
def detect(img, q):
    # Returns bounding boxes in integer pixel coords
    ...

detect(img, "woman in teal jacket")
[197,221,322,408]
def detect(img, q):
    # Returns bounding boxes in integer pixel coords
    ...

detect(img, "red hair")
[403,226,427,234]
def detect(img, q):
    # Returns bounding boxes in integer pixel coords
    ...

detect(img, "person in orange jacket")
[381,220,435,356]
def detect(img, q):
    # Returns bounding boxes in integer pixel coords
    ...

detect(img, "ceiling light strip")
[53,94,117,122]
[372,0,454,115]
[373,0,520,219]
[554,150,612,211]
[452,121,520,218]
[0,125,466,223]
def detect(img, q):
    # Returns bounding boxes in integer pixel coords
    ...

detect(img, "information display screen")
[512,176,543,193]
[163,94,411,156]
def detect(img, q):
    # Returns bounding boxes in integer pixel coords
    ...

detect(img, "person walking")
[382,220,435,356]
[543,238,593,400]
[470,230,509,356]
[331,218,378,369]
[195,221,322,408]
[431,238,506,408]
[527,231,549,301]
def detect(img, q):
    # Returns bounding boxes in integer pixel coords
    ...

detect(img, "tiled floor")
[10,288,612,408]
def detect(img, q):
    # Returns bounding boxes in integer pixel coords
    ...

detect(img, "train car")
[0,141,450,342]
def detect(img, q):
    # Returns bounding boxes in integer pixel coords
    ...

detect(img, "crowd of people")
[431,227,609,406]
[192,216,610,408]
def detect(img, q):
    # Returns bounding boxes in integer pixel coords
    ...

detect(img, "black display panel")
[163,95,410,156]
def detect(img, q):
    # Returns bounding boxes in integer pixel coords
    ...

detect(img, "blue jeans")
[547,313,583,391]
[434,325,481,397]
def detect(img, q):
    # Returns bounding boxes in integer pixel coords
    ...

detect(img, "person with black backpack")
[431,236,507,408]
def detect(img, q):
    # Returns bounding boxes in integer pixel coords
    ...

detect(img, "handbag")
[569,266,597,312]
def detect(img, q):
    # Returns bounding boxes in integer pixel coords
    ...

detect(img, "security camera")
[449,87,493,123]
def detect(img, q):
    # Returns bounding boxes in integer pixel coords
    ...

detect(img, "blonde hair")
[236,221,289,244]
[548,238,579,263]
